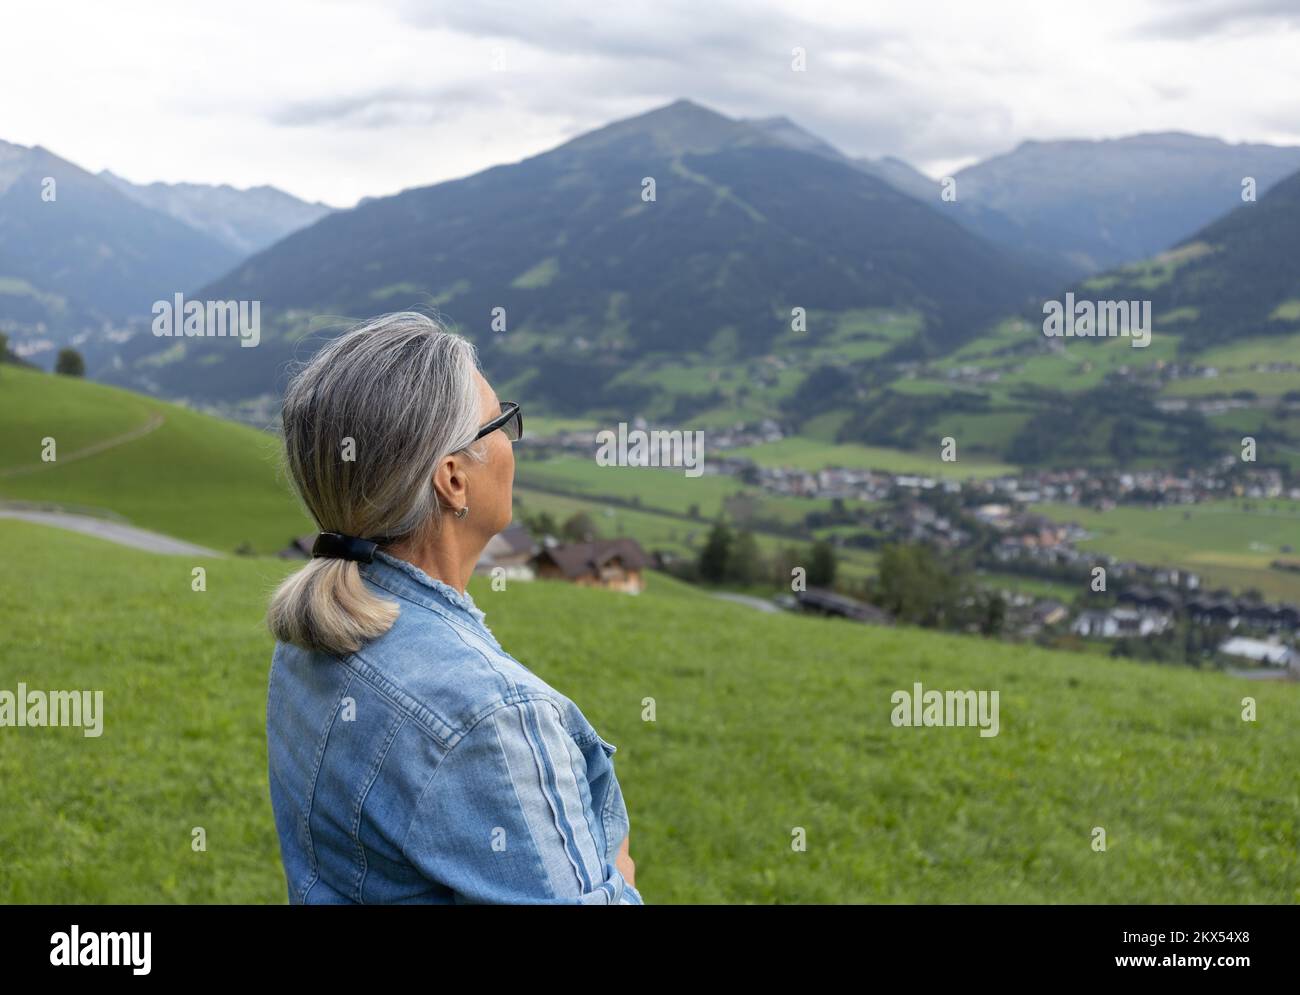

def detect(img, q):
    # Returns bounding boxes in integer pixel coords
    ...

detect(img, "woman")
[264,311,642,904]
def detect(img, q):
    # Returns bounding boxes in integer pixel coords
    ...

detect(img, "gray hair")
[267,311,486,656]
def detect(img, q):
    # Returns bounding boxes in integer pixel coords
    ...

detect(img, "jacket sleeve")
[401,697,641,904]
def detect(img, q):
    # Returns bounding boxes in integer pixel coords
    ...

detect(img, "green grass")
[523,415,602,437]
[1162,370,1300,399]
[514,486,706,557]
[1032,500,1300,602]
[513,485,879,584]
[1156,330,1300,400]
[3,518,1297,903]
[516,452,872,531]
[975,571,1080,602]
[1198,332,1300,370]
[0,365,312,552]
[1080,241,1212,292]
[730,436,1017,479]
[515,453,743,519]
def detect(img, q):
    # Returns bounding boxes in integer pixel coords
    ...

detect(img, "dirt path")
[0,412,165,479]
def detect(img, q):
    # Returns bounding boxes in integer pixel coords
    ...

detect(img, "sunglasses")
[473,400,523,443]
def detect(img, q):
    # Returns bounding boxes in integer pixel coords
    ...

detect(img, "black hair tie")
[312,532,379,563]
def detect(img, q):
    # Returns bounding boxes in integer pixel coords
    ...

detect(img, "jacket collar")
[360,550,489,629]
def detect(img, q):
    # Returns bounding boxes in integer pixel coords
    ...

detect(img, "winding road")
[0,506,223,557]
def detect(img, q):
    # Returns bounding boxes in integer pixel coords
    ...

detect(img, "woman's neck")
[386,526,483,594]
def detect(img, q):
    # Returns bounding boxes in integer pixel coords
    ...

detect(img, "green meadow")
[730,436,1017,479]
[3,518,1296,903]
[0,365,311,552]
[513,484,879,584]
[1031,500,1300,602]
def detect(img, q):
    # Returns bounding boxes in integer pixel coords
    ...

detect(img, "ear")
[431,453,470,510]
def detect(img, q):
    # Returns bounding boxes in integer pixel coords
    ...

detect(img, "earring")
[454,506,469,519]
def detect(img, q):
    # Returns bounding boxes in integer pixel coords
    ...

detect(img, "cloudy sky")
[3,0,1299,206]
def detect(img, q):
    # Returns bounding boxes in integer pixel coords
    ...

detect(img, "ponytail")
[267,556,399,657]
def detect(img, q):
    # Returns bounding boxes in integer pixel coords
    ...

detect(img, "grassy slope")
[3,518,1295,903]
[0,365,311,552]
[1033,499,1300,602]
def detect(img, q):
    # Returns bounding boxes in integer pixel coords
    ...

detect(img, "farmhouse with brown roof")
[531,538,647,594]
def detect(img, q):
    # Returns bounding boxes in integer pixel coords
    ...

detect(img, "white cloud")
[1,0,1297,205]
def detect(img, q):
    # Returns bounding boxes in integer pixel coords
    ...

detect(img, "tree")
[976,590,1006,637]
[875,542,962,627]
[728,529,763,585]
[808,538,837,587]
[561,511,598,543]
[698,521,733,583]
[55,348,85,377]
[770,545,804,589]
[525,511,558,539]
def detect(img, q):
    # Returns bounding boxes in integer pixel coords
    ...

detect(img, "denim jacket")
[266,550,643,904]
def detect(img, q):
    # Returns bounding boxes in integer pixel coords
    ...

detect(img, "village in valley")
[409,419,1300,680]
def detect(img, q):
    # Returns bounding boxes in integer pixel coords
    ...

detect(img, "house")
[1119,587,1178,614]
[531,538,647,594]
[474,523,537,580]
[1072,607,1172,638]
[1031,600,1069,627]
[1187,597,1240,629]
[1218,637,1294,668]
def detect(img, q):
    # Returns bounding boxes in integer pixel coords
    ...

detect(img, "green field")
[515,453,746,519]
[1032,500,1300,602]
[1198,332,1300,370]
[1162,371,1300,399]
[730,436,1017,479]
[3,518,1296,903]
[0,365,311,552]
[975,571,1081,602]
[513,485,879,585]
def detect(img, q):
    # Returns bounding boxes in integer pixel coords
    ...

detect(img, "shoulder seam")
[344,614,525,751]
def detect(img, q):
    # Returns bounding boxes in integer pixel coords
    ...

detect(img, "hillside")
[953,132,1300,275]
[104,99,1052,410]
[810,158,1300,471]
[0,364,310,552]
[743,115,1070,289]
[2,518,1295,902]
[1077,166,1300,348]
[0,139,240,365]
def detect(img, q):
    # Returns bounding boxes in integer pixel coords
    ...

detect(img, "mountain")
[745,115,933,200]
[742,115,1071,285]
[1076,164,1300,348]
[953,133,1300,275]
[106,98,1053,411]
[0,139,240,365]
[99,171,334,255]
